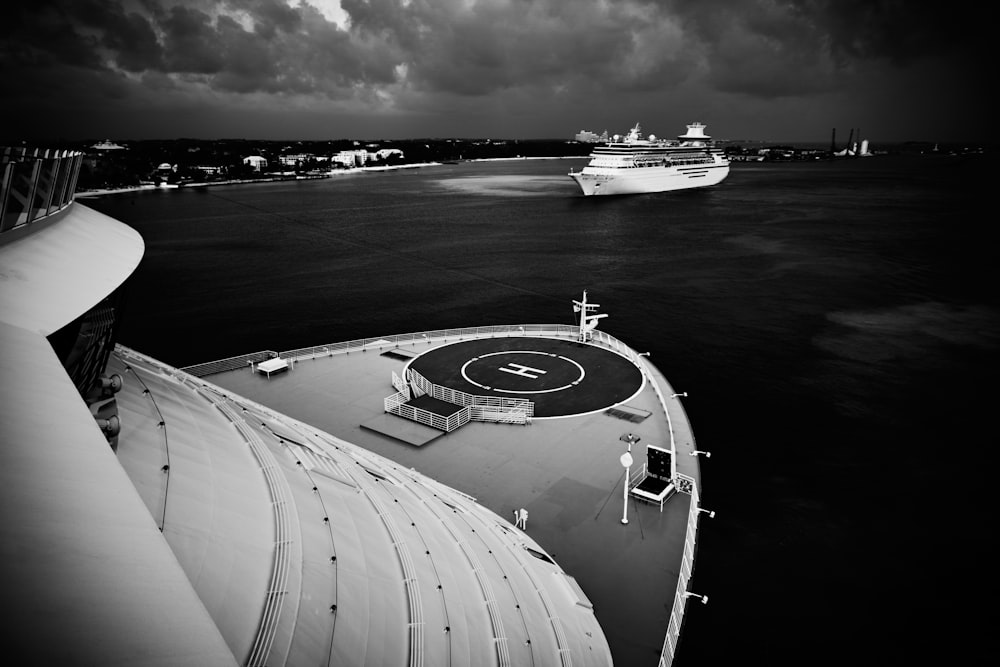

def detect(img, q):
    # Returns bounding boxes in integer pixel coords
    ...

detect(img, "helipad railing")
[385,390,471,432]
[180,323,704,665]
[408,368,533,422]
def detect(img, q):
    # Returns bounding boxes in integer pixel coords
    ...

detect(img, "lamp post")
[620,450,633,524]
[619,433,640,525]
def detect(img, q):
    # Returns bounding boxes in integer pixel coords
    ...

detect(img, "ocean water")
[88,154,996,666]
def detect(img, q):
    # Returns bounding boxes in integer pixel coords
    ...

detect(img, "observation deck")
[195,324,708,666]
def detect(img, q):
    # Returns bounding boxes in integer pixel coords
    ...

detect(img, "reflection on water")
[817,301,1000,363]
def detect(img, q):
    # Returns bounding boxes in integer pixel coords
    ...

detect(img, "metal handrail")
[1,147,83,235]
[657,474,701,667]
[176,324,704,666]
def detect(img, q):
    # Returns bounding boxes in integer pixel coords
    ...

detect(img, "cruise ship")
[1,146,708,665]
[569,123,730,196]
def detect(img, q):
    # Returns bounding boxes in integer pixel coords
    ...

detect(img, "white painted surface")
[0,203,143,335]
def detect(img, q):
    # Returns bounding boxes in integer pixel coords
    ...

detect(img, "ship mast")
[573,290,608,343]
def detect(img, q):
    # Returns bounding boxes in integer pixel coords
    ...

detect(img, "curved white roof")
[112,347,612,666]
[0,203,143,335]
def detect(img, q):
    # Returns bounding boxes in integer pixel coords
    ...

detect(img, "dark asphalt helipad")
[406,337,644,418]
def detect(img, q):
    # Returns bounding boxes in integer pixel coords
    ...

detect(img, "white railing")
[658,473,700,667]
[407,368,533,423]
[177,323,703,665]
[587,329,703,667]
[279,324,579,363]
[385,391,471,432]
[181,350,278,377]
[184,325,580,377]
[392,370,411,399]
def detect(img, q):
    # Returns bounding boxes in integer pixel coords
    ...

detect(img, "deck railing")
[408,368,533,423]
[658,473,701,667]
[182,350,279,377]
[385,391,471,432]
[1,146,83,235]
[179,323,704,665]
[588,328,703,667]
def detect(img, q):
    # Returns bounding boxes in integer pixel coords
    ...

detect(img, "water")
[88,155,996,666]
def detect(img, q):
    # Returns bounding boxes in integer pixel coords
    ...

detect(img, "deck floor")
[208,334,702,665]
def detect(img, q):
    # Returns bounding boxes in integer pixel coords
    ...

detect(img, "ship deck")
[206,331,703,665]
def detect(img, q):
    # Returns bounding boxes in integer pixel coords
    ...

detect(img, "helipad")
[406,337,644,418]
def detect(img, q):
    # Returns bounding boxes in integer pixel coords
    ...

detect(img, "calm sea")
[88,154,995,666]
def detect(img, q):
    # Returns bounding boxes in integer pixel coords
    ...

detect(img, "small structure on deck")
[254,356,289,378]
[629,444,676,511]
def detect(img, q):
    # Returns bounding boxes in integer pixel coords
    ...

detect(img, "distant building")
[242,155,267,171]
[278,153,315,167]
[91,140,126,151]
[575,130,608,143]
[330,149,404,168]
[373,148,404,161]
[332,149,369,168]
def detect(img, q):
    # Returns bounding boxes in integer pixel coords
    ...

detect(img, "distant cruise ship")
[569,122,730,196]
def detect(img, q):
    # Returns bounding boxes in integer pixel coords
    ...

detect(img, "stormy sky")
[1,0,990,142]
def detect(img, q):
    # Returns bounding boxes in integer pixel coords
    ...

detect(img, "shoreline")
[75,162,448,197]
[73,157,589,198]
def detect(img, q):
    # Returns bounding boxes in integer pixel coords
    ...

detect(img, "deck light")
[683,592,708,604]
[689,450,711,457]
[619,433,641,449]
[620,450,634,525]
[671,392,687,398]
[696,508,716,518]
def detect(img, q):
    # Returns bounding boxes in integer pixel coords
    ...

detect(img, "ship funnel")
[678,123,710,141]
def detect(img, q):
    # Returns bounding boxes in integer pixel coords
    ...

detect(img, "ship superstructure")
[569,122,730,196]
[1,145,708,666]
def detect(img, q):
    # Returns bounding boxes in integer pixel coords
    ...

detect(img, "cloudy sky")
[1,0,990,142]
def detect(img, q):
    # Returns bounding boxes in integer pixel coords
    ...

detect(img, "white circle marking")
[460,351,585,395]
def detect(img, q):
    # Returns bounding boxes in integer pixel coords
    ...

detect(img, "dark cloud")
[0,0,989,141]
[160,4,226,73]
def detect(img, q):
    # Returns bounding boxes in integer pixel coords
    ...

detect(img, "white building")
[332,150,369,168]
[242,155,268,171]
[374,148,404,161]
[278,153,316,167]
[575,130,608,143]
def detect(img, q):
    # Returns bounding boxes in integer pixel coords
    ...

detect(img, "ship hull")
[569,162,730,196]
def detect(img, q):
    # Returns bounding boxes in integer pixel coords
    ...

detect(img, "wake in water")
[431,174,573,197]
